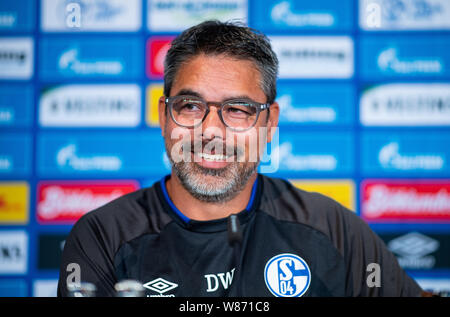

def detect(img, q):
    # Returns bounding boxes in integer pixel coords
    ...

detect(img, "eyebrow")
[173,88,254,102]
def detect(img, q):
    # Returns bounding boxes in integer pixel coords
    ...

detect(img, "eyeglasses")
[165,95,270,131]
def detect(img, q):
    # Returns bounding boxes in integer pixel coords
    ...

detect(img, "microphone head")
[67,282,96,297]
[227,214,243,246]
[114,279,145,297]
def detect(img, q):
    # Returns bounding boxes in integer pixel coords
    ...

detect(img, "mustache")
[167,138,247,164]
[186,139,245,157]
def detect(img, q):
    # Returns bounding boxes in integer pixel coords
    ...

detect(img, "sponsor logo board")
[40,37,142,80]
[380,232,450,270]
[361,132,450,176]
[147,0,247,32]
[415,278,450,294]
[277,83,354,126]
[37,132,169,177]
[146,37,174,79]
[0,230,28,274]
[253,0,353,31]
[360,35,450,79]
[0,133,32,176]
[0,279,27,296]
[39,84,141,127]
[271,132,354,176]
[0,182,29,224]
[146,84,164,127]
[0,0,35,31]
[33,280,58,297]
[37,181,139,224]
[362,180,450,223]
[271,36,354,79]
[41,0,142,32]
[360,0,450,31]
[360,83,450,126]
[0,37,33,80]
[0,85,33,128]
[291,179,355,211]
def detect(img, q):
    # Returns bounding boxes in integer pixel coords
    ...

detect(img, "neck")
[165,171,257,221]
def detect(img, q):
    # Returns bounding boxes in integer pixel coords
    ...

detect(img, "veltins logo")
[362,181,450,223]
[37,181,138,224]
[264,253,311,297]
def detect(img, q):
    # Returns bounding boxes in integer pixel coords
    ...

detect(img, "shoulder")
[259,174,360,226]
[68,183,172,255]
[259,174,371,250]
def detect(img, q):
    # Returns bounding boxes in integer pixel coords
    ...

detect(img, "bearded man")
[58,20,423,297]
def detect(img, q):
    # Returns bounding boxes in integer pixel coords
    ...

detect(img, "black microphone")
[227,214,242,246]
[227,214,243,297]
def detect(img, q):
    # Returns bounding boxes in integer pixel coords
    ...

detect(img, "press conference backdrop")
[1,0,450,297]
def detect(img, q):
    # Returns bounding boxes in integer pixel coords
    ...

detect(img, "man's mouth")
[191,149,235,169]
[196,152,230,162]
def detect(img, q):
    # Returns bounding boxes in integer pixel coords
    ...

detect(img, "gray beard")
[165,143,258,203]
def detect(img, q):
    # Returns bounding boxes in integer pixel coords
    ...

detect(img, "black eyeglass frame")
[165,95,271,131]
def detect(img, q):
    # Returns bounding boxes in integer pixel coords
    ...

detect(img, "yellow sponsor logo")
[289,179,355,211]
[146,83,164,127]
[0,182,29,224]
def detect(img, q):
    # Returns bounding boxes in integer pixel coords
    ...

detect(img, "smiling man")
[58,20,423,297]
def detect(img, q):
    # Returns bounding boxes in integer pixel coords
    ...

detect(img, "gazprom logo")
[56,144,122,172]
[58,47,123,75]
[274,142,337,172]
[379,142,444,171]
[264,253,311,297]
[270,1,334,27]
[377,47,442,74]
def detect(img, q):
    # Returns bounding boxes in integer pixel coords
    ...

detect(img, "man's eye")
[224,102,256,116]
[227,107,249,115]
[182,103,200,110]
[177,100,203,112]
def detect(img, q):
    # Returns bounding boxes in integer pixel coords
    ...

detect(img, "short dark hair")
[164,20,279,104]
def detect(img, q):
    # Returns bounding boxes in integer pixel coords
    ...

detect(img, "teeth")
[197,152,229,161]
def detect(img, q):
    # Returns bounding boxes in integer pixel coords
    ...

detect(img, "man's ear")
[266,101,279,143]
[158,96,167,136]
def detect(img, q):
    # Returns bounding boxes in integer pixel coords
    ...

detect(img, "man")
[58,20,423,297]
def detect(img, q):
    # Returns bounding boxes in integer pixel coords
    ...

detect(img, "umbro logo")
[143,278,178,297]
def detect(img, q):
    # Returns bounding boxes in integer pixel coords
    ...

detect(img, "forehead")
[170,54,266,102]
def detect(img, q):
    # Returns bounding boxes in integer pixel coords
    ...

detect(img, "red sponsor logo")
[37,181,139,224]
[146,37,174,78]
[361,180,450,222]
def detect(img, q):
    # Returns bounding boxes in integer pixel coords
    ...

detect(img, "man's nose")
[201,106,226,139]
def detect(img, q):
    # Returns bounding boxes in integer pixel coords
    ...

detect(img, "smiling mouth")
[196,152,230,161]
